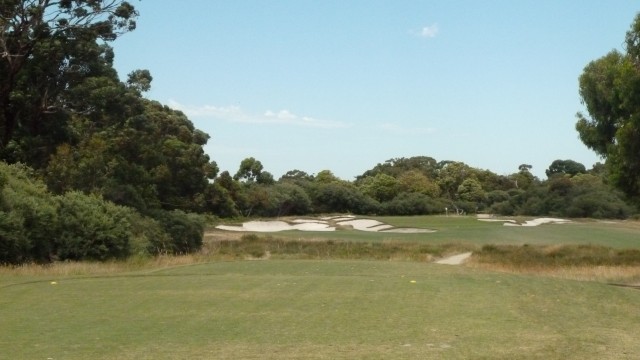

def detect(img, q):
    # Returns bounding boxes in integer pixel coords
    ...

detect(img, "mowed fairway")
[270,216,640,249]
[2,259,640,359]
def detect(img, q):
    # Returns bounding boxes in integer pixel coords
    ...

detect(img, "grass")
[2,215,640,359]
[2,260,640,359]
[255,215,640,249]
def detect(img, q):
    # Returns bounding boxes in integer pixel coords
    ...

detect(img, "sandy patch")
[216,221,335,232]
[322,215,356,222]
[503,218,572,227]
[291,219,329,224]
[435,252,473,265]
[478,219,517,223]
[215,216,436,233]
[381,228,437,234]
[336,219,386,231]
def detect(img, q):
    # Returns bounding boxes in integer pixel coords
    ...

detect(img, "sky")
[112,1,640,181]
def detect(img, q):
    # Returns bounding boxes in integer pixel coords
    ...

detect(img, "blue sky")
[113,1,639,180]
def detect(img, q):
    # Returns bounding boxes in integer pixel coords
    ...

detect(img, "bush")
[0,163,58,264]
[383,192,446,215]
[55,192,133,261]
[566,191,632,219]
[128,212,173,256]
[149,210,204,254]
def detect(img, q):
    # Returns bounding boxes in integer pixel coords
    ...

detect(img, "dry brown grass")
[467,260,640,285]
[0,261,136,277]
[0,254,213,278]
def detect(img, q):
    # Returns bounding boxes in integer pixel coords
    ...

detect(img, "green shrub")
[149,210,204,254]
[55,192,133,261]
[128,212,173,256]
[383,192,446,215]
[0,162,57,264]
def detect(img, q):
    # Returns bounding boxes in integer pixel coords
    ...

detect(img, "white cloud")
[167,100,348,129]
[418,23,439,38]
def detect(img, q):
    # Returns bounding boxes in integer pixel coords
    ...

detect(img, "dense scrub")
[210,157,635,219]
[0,163,203,264]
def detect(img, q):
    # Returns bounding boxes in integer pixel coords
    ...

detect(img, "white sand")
[503,218,571,227]
[216,221,335,232]
[216,216,436,233]
[435,252,473,265]
[291,219,329,224]
[337,219,386,231]
[478,219,517,223]
[381,228,437,234]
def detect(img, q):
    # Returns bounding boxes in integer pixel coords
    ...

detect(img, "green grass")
[3,216,640,359]
[266,215,640,249]
[2,260,640,359]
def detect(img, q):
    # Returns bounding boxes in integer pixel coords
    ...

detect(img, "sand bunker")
[478,215,571,227]
[435,252,473,265]
[216,220,335,232]
[503,218,572,227]
[216,216,435,233]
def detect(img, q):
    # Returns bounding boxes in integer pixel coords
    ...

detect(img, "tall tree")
[0,0,137,163]
[545,159,587,178]
[576,13,640,201]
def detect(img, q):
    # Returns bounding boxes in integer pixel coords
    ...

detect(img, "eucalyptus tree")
[576,13,640,201]
[1,0,138,164]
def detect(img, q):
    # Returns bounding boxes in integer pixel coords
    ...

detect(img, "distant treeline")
[207,156,634,220]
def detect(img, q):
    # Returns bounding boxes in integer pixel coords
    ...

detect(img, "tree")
[359,173,399,202]
[575,13,640,201]
[518,164,532,172]
[356,156,438,180]
[234,157,264,183]
[45,99,218,212]
[279,169,314,183]
[437,161,473,199]
[457,178,487,203]
[397,170,440,197]
[510,165,537,190]
[0,0,138,160]
[315,169,340,184]
[545,159,587,178]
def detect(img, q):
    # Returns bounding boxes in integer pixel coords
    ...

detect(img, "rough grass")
[469,244,640,284]
[204,233,474,262]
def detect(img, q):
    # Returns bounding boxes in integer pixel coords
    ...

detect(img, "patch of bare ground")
[435,252,473,265]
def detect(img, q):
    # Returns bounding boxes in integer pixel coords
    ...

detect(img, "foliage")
[1,0,138,164]
[356,156,439,180]
[148,210,205,254]
[55,191,133,261]
[45,100,217,212]
[0,162,57,263]
[359,173,399,202]
[546,159,587,178]
[312,181,379,214]
[457,178,487,203]
[234,157,273,184]
[383,192,447,215]
[396,169,440,197]
[0,161,206,264]
[576,13,640,201]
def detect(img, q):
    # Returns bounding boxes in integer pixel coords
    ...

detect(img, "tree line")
[207,156,633,220]
[1,1,639,264]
